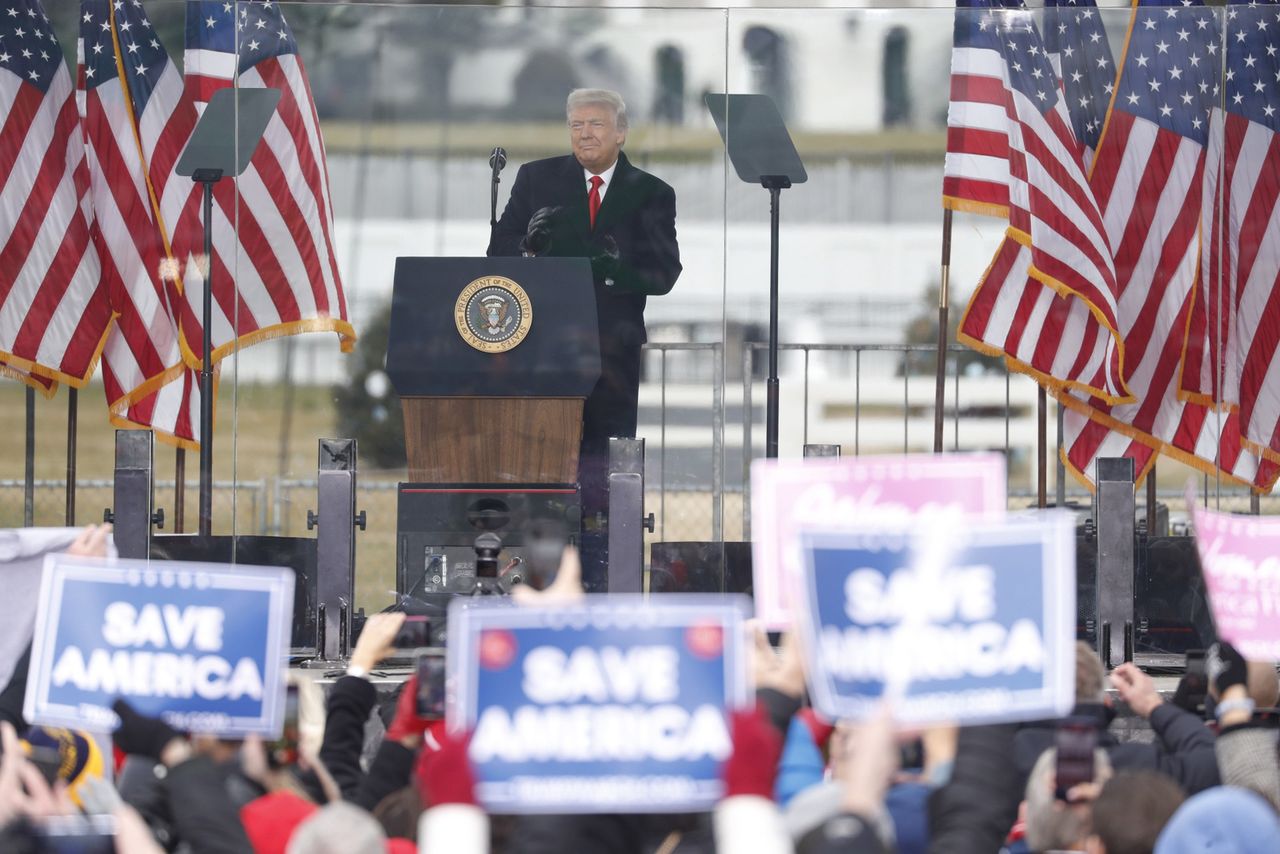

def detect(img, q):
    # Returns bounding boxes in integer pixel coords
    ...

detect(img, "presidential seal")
[454,276,533,353]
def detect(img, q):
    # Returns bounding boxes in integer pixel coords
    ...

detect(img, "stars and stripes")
[944,0,1019,217]
[992,8,1121,347]
[78,0,200,448]
[1043,0,1115,168]
[1057,0,1276,489]
[0,0,109,394]
[1183,0,1280,480]
[954,0,1129,405]
[168,0,353,369]
[0,0,354,451]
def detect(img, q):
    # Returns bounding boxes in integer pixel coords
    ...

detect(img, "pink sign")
[1191,503,1280,662]
[750,453,1007,628]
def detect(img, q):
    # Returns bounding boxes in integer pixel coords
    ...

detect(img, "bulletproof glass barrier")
[8,4,1269,647]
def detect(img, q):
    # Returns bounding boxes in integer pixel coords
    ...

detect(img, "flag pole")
[65,389,77,525]
[1038,386,1047,508]
[1146,466,1157,534]
[934,209,953,453]
[175,448,185,533]
[24,387,35,526]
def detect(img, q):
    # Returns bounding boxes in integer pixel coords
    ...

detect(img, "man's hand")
[512,545,585,607]
[0,721,77,825]
[750,626,806,701]
[521,206,561,257]
[835,706,899,818]
[591,235,621,280]
[1110,662,1164,719]
[349,612,405,674]
[66,523,111,557]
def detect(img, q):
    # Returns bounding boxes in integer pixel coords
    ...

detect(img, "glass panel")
[16,1,1278,652]
[222,3,730,612]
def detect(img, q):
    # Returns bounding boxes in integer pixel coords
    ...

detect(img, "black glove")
[520,206,561,257]
[590,234,620,280]
[112,699,181,761]
[1207,641,1248,696]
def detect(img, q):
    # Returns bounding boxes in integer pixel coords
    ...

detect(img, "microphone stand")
[489,152,504,230]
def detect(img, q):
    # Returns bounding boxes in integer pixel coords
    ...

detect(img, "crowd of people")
[1,531,1279,853]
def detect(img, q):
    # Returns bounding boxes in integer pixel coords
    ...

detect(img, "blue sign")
[448,595,751,814]
[25,556,294,736]
[798,514,1075,726]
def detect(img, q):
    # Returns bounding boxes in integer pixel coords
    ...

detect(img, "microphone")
[489,147,507,230]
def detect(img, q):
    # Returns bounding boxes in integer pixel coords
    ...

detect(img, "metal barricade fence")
[0,480,268,533]
[6,343,1279,545]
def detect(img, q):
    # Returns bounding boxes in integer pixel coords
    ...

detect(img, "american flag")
[954,1,1128,404]
[1042,0,1116,169]
[1183,0,1280,479]
[944,0,1017,217]
[0,0,109,395]
[79,0,200,448]
[1060,0,1278,489]
[0,360,56,396]
[166,0,353,365]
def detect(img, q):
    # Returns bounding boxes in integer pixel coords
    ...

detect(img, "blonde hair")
[1075,641,1106,703]
[1025,747,1113,852]
[567,88,628,131]
[286,802,386,854]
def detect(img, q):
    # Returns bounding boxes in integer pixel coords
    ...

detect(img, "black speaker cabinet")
[149,535,318,655]
[395,484,580,597]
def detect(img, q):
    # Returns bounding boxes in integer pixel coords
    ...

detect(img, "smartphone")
[1054,717,1098,800]
[25,744,63,787]
[37,815,116,854]
[394,616,432,649]
[415,652,446,719]
[268,684,300,768]
[1177,648,1209,715]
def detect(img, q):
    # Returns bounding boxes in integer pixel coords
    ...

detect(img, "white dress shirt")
[584,159,619,203]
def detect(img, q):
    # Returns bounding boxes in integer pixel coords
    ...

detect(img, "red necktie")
[588,175,603,229]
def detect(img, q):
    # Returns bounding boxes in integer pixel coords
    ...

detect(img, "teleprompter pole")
[193,168,223,537]
[763,176,790,459]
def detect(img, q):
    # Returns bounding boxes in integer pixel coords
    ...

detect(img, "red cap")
[240,791,318,854]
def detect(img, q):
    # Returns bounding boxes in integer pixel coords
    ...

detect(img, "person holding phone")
[1013,643,1220,796]
[1021,744,1113,853]
[317,613,440,813]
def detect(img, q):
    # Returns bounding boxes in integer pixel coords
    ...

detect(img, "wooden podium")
[385,257,600,485]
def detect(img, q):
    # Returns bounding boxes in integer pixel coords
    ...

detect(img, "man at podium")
[487,88,682,526]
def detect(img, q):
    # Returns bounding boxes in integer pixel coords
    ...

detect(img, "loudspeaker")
[149,535,318,654]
